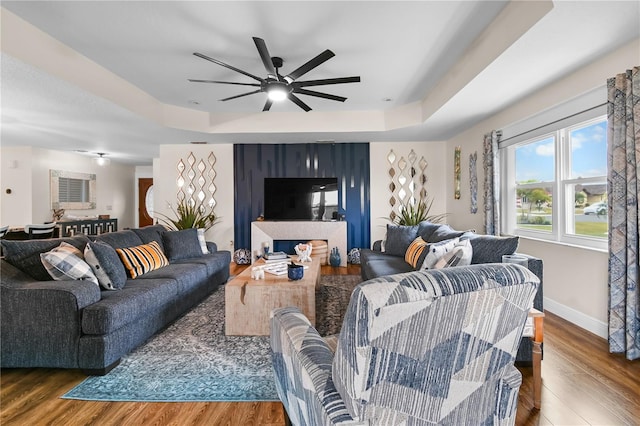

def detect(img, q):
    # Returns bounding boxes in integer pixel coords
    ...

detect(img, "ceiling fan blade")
[253,37,277,78]
[295,88,346,102]
[193,52,265,82]
[263,99,273,112]
[292,76,361,87]
[219,89,262,102]
[286,49,335,81]
[188,79,261,87]
[288,94,312,112]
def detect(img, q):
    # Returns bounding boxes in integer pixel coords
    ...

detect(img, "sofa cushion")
[404,237,429,269]
[1,235,90,281]
[40,242,99,286]
[384,224,419,256]
[132,225,166,251]
[427,225,467,243]
[162,229,203,262]
[433,238,473,269]
[116,241,169,279]
[363,258,414,279]
[81,278,179,335]
[466,234,520,264]
[94,230,144,250]
[417,221,442,242]
[422,237,460,269]
[84,241,127,290]
[139,262,210,295]
[171,251,231,276]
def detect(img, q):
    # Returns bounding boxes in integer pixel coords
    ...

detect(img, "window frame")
[501,115,608,251]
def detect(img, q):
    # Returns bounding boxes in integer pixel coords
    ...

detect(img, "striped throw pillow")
[434,238,473,269]
[116,241,169,279]
[404,236,429,268]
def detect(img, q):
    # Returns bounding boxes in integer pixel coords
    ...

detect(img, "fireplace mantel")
[251,221,347,267]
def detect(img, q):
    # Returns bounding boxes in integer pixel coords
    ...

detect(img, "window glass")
[569,121,607,179]
[515,136,555,183]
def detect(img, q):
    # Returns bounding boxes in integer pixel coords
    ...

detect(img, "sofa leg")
[81,359,120,376]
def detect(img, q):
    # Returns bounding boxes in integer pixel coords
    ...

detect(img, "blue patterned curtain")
[483,130,501,235]
[607,66,640,360]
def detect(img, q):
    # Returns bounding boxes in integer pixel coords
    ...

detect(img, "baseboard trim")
[543,297,608,339]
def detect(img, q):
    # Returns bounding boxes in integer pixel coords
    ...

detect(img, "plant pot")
[287,263,304,280]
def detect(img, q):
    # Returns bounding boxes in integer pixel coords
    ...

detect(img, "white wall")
[1,146,33,226]
[0,146,136,229]
[155,144,234,252]
[369,141,448,246]
[443,38,639,337]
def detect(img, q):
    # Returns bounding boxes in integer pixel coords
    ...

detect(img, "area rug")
[62,274,361,402]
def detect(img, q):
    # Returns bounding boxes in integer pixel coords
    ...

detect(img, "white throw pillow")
[433,238,473,269]
[197,229,209,254]
[421,237,460,269]
[41,242,99,286]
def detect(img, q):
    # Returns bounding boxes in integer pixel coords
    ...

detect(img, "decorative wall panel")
[234,143,370,251]
[174,151,217,215]
[386,149,429,221]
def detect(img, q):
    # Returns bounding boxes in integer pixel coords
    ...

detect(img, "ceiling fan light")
[267,87,288,102]
[93,153,111,166]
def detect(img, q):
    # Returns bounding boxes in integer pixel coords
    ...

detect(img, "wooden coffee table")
[225,258,321,336]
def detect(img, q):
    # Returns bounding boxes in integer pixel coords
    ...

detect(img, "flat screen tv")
[264,177,339,221]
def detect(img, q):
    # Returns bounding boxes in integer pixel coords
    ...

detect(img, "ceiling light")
[267,81,290,102]
[93,153,111,166]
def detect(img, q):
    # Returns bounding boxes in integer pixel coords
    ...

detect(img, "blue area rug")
[62,274,360,402]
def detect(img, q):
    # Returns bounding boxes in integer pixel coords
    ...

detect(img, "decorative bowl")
[287,263,304,280]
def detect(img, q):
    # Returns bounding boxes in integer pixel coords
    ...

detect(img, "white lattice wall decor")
[387,149,429,221]
[175,151,217,214]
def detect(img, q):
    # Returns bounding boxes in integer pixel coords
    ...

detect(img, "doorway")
[138,178,154,227]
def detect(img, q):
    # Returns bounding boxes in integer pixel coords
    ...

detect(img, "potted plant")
[391,198,447,226]
[157,200,219,231]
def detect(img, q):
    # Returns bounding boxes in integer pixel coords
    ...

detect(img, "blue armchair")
[270,263,539,425]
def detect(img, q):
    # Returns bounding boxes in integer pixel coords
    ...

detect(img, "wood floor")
[2,265,639,425]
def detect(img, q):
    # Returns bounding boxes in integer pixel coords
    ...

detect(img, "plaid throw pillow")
[116,241,169,279]
[404,236,429,268]
[40,242,99,286]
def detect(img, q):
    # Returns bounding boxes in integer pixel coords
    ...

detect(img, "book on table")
[263,251,288,260]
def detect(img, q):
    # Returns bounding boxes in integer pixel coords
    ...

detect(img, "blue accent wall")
[234,143,370,251]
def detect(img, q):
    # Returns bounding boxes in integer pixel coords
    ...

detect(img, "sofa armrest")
[206,241,218,253]
[270,307,355,425]
[1,260,101,368]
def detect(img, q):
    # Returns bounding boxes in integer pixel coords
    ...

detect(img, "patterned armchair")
[270,263,539,425]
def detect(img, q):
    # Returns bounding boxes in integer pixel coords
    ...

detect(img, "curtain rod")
[499,102,607,144]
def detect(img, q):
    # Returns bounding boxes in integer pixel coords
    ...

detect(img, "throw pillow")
[197,229,209,254]
[131,225,166,251]
[404,236,429,269]
[40,242,99,286]
[433,238,473,269]
[1,234,91,281]
[421,237,460,269]
[84,241,127,290]
[417,221,442,242]
[428,225,467,243]
[116,241,169,279]
[162,228,204,261]
[466,234,520,264]
[384,224,419,257]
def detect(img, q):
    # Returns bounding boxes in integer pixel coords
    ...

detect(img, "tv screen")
[264,177,339,221]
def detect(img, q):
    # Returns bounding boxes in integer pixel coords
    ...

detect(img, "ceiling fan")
[188,37,361,112]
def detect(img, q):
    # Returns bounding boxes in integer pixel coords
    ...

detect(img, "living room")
[1,1,639,424]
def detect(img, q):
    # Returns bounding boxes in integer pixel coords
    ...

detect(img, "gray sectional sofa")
[1,225,230,374]
[359,221,543,364]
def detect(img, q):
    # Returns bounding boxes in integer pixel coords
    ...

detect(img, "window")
[502,116,607,250]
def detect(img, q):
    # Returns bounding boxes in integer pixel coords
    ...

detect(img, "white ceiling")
[1,1,639,165]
